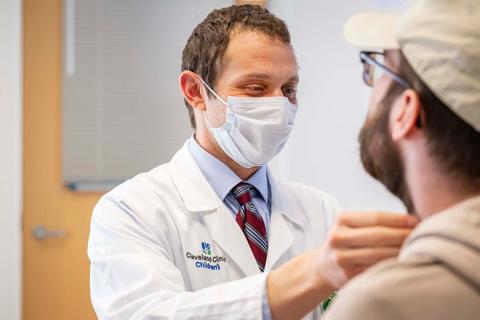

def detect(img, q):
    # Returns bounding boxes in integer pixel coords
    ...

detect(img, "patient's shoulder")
[324,257,478,320]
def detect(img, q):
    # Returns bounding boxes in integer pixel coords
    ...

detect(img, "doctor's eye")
[282,87,297,100]
[245,84,266,94]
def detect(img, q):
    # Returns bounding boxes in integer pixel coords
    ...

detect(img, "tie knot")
[231,182,253,206]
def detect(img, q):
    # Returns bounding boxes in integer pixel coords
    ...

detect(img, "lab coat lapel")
[205,206,260,276]
[265,208,294,270]
[264,170,305,271]
[168,142,260,276]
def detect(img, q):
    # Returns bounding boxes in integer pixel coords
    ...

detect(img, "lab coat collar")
[169,141,219,212]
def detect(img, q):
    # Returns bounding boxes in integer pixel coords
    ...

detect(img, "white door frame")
[0,0,23,319]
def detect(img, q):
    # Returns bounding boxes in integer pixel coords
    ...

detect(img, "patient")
[324,1,480,319]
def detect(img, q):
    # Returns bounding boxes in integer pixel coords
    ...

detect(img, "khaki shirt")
[324,196,480,320]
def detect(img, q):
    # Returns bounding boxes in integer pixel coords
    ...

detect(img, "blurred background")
[1,0,405,319]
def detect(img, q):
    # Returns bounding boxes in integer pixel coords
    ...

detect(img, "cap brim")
[344,12,400,50]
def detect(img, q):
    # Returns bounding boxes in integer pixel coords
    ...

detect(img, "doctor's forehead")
[217,29,298,83]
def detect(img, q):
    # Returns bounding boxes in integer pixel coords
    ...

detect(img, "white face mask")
[200,78,298,168]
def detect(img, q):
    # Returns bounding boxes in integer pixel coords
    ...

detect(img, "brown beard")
[358,92,415,213]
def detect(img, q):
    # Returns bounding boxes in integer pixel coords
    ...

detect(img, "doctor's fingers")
[343,266,369,280]
[333,247,401,268]
[328,226,413,248]
[336,211,418,229]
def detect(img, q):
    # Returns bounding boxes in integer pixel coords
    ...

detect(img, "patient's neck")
[406,156,480,220]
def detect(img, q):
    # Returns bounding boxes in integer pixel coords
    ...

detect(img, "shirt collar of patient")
[189,137,270,203]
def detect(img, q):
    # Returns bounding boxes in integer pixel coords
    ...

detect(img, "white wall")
[0,0,22,319]
[269,0,406,211]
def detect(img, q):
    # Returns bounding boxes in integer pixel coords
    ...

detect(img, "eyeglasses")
[360,51,411,88]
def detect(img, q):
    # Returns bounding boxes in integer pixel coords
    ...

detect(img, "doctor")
[88,4,417,320]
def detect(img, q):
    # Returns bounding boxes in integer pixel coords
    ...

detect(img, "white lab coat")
[88,142,341,319]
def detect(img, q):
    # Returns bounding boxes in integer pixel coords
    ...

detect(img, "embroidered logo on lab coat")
[186,242,227,271]
[201,242,211,255]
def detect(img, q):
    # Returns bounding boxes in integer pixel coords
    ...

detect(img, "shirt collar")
[188,136,270,204]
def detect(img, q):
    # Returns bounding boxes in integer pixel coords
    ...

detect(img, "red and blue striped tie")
[231,182,268,272]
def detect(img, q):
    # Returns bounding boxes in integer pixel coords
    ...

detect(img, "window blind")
[62,0,233,191]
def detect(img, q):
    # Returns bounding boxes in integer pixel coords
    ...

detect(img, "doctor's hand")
[267,212,417,320]
[316,211,418,289]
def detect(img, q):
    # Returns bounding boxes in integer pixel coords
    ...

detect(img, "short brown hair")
[396,52,480,187]
[181,4,290,129]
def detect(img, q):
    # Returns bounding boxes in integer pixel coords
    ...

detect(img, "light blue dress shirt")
[188,137,273,320]
[188,137,271,233]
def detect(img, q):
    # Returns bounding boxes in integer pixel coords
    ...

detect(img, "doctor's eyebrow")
[236,73,300,83]
[286,75,299,84]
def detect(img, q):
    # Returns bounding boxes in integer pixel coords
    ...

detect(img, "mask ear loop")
[198,77,228,105]
[197,76,228,128]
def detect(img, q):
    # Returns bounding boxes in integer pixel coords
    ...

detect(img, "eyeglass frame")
[360,51,424,128]
[360,51,411,88]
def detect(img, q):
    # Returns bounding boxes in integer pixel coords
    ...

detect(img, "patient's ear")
[390,89,423,141]
[179,71,206,111]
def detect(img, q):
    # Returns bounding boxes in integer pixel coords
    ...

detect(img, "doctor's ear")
[179,71,207,111]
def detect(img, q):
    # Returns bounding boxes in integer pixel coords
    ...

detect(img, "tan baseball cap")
[344,0,480,132]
